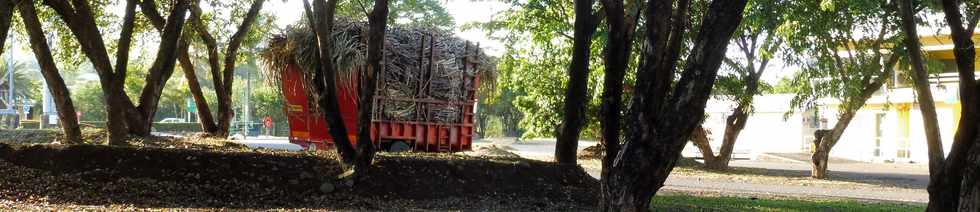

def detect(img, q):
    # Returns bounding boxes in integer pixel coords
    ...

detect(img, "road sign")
[187,98,197,113]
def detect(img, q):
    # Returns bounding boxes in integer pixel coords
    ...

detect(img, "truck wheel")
[388,141,410,152]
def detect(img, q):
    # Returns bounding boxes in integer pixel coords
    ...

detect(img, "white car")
[159,118,184,123]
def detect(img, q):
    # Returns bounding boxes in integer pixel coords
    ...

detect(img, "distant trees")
[479,0,606,141]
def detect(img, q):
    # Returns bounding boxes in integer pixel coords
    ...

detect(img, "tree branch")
[0,0,13,57]
[113,0,137,82]
[221,0,267,94]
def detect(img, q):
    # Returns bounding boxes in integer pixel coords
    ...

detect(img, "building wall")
[683,95,806,158]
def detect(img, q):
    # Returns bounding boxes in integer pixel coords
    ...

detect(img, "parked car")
[159,118,184,123]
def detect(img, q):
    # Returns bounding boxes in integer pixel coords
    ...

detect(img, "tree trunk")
[353,0,389,173]
[17,0,82,144]
[0,0,11,57]
[176,43,220,134]
[707,103,751,170]
[899,0,945,177]
[555,0,598,167]
[129,0,189,136]
[927,0,979,210]
[305,0,359,166]
[959,144,980,211]
[598,0,638,179]
[600,0,747,210]
[690,125,716,162]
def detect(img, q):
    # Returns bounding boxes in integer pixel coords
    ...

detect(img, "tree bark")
[899,0,945,177]
[597,0,639,178]
[0,0,12,57]
[305,0,359,166]
[927,0,979,210]
[354,0,389,173]
[706,103,750,170]
[555,0,599,167]
[690,125,716,162]
[600,0,747,210]
[959,144,980,211]
[129,0,189,136]
[17,0,82,144]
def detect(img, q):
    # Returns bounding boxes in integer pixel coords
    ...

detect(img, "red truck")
[275,39,482,153]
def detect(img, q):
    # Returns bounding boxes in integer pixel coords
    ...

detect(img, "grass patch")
[651,194,925,211]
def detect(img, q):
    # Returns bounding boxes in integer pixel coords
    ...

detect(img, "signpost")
[186,98,196,122]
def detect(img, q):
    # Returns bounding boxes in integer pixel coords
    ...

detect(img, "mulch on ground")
[578,144,603,160]
[0,140,598,211]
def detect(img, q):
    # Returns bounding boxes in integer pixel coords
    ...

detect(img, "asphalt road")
[481,138,929,203]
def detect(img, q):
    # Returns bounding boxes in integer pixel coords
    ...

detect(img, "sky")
[264,0,509,56]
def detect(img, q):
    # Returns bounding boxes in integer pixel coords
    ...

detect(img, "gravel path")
[478,138,929,203]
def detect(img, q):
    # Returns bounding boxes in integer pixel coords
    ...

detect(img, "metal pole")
[6,32,15,128]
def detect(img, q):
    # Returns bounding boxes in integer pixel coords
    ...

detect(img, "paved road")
[483,138,929,203]
[234,137,304,151]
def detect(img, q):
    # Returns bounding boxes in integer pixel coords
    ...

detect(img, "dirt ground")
[0,131,598,211]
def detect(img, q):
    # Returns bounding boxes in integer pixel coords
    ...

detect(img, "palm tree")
[0,61,40,109]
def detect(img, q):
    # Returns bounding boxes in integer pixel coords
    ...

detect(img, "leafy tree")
[139,0,269,137]
[72,81,105,122]
[0,61,41,108]
[692,0,786,170]
[779,0,902,179]
[337,0,454,30]
[251,85,286,135]
[478,0,606,140]
[476,87,522,137]
[600,0,748,210]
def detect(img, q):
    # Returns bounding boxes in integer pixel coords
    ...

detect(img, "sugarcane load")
[260,19,496,152]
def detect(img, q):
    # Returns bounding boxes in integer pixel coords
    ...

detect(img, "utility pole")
[244,65,252,137]
[2,32,16,128]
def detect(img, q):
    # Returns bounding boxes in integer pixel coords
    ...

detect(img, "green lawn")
[651,195,925,211]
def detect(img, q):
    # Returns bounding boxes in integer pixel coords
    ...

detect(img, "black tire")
[388,141,410,152]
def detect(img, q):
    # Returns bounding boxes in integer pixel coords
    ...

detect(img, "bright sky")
[264,0,509,56]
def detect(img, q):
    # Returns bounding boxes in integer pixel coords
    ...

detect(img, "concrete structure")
[686,34,979,164]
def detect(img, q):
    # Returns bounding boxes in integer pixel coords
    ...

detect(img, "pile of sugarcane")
[261,19,495,123]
